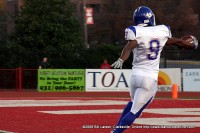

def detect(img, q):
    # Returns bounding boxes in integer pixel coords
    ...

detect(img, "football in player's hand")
[181,35,194,43]
[181,35,198,49]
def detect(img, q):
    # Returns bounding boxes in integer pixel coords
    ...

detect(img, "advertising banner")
[85,68,181,92]
[157,68,181,92]
[183,69,200,92]
[38,69,85,92]
[86,69,130,91]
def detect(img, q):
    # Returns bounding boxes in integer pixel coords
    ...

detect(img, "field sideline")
[0,91,200,99]
[0,91,200,133]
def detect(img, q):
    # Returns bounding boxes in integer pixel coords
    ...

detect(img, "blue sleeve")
[128,26,136,36]
[125,26,137,40]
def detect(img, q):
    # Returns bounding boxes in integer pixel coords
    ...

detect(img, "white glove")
[191,36,198,49]
[111,58,123,69]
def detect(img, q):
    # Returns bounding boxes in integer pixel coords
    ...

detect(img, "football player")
[111,6,198,133]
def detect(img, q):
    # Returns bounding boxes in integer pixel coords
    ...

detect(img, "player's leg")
[130,76,157,116]
[113,91,154,133]
[113,76,157,133]
[114,76,137,126]
[111,76,137,133]
[115,101,133,126]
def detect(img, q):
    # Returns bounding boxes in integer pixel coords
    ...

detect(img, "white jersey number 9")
[147,39,160,60]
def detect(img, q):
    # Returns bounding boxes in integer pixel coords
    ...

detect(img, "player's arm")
[166,36,198,49]
[111,40,137,69]
[120,40,137,61]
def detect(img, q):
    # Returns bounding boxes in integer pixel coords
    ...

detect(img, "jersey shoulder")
[125,25,146,40]
[125,26,137,40]
[156,24,172,38]
[124,25,171,40]
[155,24,170,31]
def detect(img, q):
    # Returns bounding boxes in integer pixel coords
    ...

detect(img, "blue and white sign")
[86,69,131,91]
[183,69,200,92]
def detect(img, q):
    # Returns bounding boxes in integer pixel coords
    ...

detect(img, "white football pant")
[129,75,158,115]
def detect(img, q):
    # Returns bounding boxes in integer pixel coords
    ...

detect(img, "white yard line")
[0,130,15,133]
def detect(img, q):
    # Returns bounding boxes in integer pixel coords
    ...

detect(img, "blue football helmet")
[133,6,156,26]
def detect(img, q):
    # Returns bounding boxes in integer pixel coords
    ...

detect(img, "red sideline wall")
[0,91,199,99]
